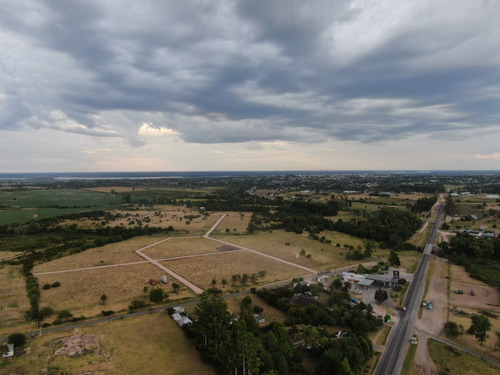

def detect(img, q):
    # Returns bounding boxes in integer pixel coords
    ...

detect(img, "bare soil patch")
[417,257,448,336]
[226,294,288,324]
[217,245,240,252]
[37,263,195,318]
[53,331,99,357]
[162,250,307,289]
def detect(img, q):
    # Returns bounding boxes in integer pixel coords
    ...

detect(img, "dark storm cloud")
[0,0,499,146]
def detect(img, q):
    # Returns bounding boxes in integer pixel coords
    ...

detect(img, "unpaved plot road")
[415,257,448,374]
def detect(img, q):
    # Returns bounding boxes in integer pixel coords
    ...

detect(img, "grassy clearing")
[400,341,418,375]
[428,339,499,375]
[0,265,30,327]
[213,230,368,271]
[162,250,307,290]
[33,235,168,273]
[370,324,391,346]
[37,263,195,319]
[225,294,288,324]
[211,212,252,235]
[0,312,216,375]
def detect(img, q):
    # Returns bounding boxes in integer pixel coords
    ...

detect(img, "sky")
[0,0,499,173]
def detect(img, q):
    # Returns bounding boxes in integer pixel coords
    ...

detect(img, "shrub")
[8,333,26,347]
[42,284,51,290]
[51,281,61,288]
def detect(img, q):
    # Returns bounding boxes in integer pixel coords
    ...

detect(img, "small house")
[254,314,265,324]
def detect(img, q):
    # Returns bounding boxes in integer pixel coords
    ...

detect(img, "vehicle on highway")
[395,305,407,311]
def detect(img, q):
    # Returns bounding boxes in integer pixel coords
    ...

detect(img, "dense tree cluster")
[438,233,500,287]
[333,207,422,248]
[411,196,437,213]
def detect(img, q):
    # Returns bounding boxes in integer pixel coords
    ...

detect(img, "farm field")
[0,189,122,225]
[36,263,195,319]
[142,237,221,259]
[33,235,168,273]
[0,265,30,327]
[161,250,307,290]
[0,312,216,375]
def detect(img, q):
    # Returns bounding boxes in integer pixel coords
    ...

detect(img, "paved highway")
[374,203,445,375]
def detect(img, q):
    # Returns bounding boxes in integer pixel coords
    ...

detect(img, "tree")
[374,289,388,304]
[57,309,73,321]
[211,279,217,287]
[100,294,108,305]
[495,331,500,351]
[8,333,26,347]
[143,286,148,296]
[192,289,232,364]
[172,282,180,294]
[388,250,401,267]
[149,288,165,303]
[468,314,492,345]
[444,321,460,338]
[221,279,228,288]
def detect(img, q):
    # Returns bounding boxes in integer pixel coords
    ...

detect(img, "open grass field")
[33,235,168,273]
[210,212,252,235]
[213,230,370,271]
[162,250,307,290]
[142,237,220,259]
[428,339,499,375]
[0,312,216,375]
[0,265,30,327]
[370,324,391,347]
[400,340,418,375]
[36,263,195,319]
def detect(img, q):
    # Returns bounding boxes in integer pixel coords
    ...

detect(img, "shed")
[254,314,266,324]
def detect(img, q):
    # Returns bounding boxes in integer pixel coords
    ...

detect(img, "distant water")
[1,170,499,180]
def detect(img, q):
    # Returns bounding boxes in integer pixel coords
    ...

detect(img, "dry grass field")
[210,212,252,235]
[0,265,30,326]
[445,264,500,360]
[59,205,219,234]
[33,235,168,273]
[0,312,216,375]
[212,230,367,271]
[37,263,195,318]
[449,265,500,311]
[445,313,500,360]
[142,237,220,259]
[161,250,307,290]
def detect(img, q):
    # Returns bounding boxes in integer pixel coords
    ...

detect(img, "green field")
[428,339,499,375]
[0,189,122,225]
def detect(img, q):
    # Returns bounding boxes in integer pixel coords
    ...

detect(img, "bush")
[444,321,460,338]
[101,310,115,317]
[8,333,26,347]
[129,299,147,311]
[149,288,165,303]
[51,281,61,288]
[42,284,51,290]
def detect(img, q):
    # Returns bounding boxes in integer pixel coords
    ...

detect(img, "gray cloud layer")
[1,0,499,148]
